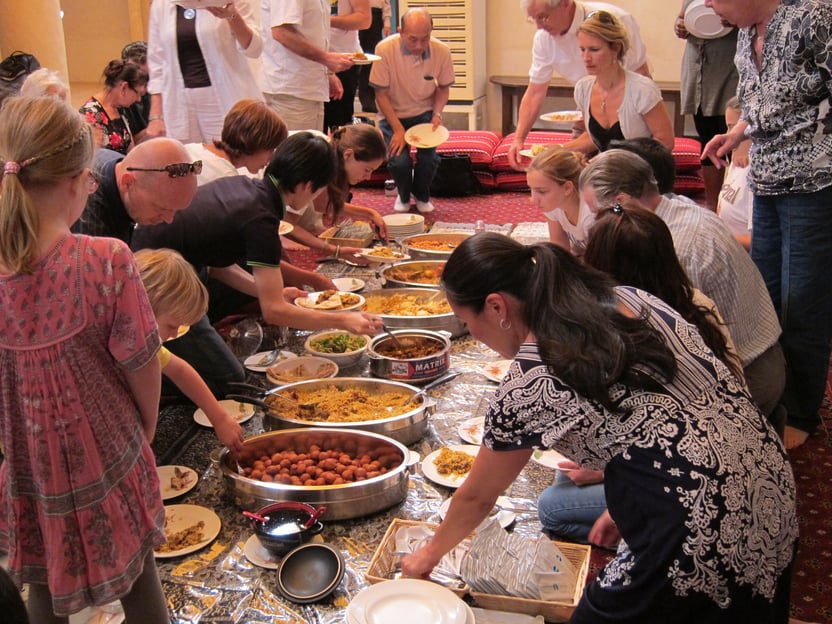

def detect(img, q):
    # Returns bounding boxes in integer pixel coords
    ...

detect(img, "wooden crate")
[318,224,374,248]
[365,518,590,622]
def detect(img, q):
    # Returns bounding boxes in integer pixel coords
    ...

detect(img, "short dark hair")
[608,137,676,195]
[265,132,336,193]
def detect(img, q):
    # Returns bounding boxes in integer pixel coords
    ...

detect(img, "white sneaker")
[416,200,435,214]
[393,195,410,213]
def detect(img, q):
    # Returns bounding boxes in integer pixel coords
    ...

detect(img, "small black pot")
[250,502,325,557]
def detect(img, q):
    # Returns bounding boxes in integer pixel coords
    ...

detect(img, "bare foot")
[784,425,810,450]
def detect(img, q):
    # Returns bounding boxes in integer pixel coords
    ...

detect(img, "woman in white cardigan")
[147,1,263,144]
[565,10,674,155]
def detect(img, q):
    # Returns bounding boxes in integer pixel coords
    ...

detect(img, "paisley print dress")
[0,235,165,616]
[484,287,797,623]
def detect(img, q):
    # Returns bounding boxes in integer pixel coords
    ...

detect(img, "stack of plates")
[346,579,473,624]
[384,214,425,239]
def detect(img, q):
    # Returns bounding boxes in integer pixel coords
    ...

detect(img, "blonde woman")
[566,10,674,154]
[525,146,592,254]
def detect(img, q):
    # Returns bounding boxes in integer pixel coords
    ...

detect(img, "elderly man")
[262,0,355,131]
[580,149,786,427]
[507,0,650,169]
[370,8,454,214]
[73,138,244,398]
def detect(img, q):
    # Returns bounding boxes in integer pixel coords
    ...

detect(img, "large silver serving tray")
[400,233,470,261]
[379,260,446,289]
[261,377,429,445]
[361,287,467,338]
[219,428,409,520]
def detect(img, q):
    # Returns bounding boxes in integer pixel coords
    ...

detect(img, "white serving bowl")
[304,330,369,368]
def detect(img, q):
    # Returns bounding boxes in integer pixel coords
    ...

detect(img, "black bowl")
[250,502,324,557]
[276,542,345,603]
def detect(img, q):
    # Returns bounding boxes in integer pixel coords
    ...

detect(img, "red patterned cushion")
[492,131,573,173]
[673,173,705,193]
[494,171,532,191]
[474,170,497,190]
[673,137,703,171]
[435,130,503,169]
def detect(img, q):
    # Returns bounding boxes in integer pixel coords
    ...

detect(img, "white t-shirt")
[184,143,239,186]
[546,200,596,254]
[528,1,648,84]
[717,162,753,239]
[330,0,362,53]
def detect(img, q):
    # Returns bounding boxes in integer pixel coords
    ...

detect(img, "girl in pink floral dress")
[0,97,168,622]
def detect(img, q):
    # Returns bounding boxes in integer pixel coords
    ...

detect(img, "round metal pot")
[400,233,470,261]
[219,428,410,520]
[380,260,446,289]
[362,288,467,338]
[368,329,451,384]
[262,377,429,445]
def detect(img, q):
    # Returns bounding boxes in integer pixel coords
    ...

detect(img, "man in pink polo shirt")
[370,8,454,214]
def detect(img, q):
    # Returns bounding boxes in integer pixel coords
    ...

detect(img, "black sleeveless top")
[588,112,625,151]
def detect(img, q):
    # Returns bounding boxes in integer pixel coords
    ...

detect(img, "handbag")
[430,153,481,197]
[0,51,40,105]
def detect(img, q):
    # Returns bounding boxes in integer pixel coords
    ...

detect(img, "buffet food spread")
[151,261,587,624]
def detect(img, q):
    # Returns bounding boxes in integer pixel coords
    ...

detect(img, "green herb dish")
[304,330,369,367]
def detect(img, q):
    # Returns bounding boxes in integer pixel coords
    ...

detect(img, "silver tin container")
[368,329,451,384]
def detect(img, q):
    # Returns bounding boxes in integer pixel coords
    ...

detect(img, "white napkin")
[394,526,470,579]
[460,518,577,601]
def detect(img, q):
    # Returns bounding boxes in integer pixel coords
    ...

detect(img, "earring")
[499,319,512,330]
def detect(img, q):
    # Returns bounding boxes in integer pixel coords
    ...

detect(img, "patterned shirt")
[654,196,780,366]
[736,0,832,195]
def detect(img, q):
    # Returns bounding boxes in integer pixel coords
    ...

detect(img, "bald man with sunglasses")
[508,0,651,170]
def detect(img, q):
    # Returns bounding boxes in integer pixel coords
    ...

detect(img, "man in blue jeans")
[370,8,454,214]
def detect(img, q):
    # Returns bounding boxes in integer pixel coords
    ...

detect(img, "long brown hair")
[324,123,387,220]
[584,201,744,379]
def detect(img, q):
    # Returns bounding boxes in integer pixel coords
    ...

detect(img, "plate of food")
[684,0,733,39]
[421,445,479,489]
[457,416,485,445]
[278,220,294,236]
[157,465,198,501]
[357,246,410,264]
[331,277,366,293]
[482,359,512,383]
[266,355,339,385]
[193,399,254,428]
[154,504,221,559]
[404,123,450,149]
[244,350,297,373]
[539,110,583,124]
[439,495,516,529]
[344,51,381,65]
[519,144,551,159]
[530,448,572,470]
[293,290,365,311]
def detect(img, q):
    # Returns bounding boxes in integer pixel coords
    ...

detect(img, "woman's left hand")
[588,509,621,549]
[206,3,238,20]
[400,547,440,580]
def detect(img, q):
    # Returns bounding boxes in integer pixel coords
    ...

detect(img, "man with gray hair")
[507,0,650,169]
[580,149,786,427]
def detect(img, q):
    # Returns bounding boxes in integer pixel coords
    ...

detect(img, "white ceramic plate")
[482,359,512,383]
[294,291,365,311]
[383,213,425,228]
[345,52,381,65]
[266,355,339,385]
[157,465,198,501]
[154,504,221,559]
[530,448,571,470]
[539,110,583,124]
[438,495,515,529]
[346,578,470,624]
[278,220,294,236]
[518,148,535,159]
[457,416,484,445]
[685,0,733,39]
[243,534,281,569]
[331,277,366,293]
[244,350,297,373]
[193,400,254,428]
[357,248,410,264]
[421,445,480,489]
[404,123,450,149]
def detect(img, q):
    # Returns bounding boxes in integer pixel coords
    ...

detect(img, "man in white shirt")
[508,0,650,169]
[261,0,354,131]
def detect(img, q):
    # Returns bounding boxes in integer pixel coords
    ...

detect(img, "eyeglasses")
[126,160,203,178]
[585,9,617,25]
[527,11,551,24]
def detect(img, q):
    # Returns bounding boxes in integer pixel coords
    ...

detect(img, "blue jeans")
[163,314,246,398]
[537,472,606,544]
[379,111,440,204]
[752,187,832,433]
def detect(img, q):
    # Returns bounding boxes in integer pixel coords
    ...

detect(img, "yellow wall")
[2,0,687,131]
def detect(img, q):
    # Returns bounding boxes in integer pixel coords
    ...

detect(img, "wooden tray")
[319,224,374,248]
[365,518,590,621]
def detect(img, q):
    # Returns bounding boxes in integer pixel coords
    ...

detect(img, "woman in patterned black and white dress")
[401,233,797,623]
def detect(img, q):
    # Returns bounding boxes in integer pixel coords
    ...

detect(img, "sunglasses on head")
[585,9,616,24]
[126,160,203,178]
